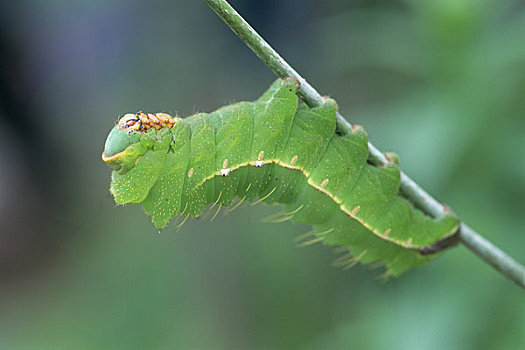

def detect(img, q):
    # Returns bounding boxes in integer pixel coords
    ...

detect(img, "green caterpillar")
[102,78,460,277]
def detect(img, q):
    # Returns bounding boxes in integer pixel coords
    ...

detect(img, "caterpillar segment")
[102,78,460,276]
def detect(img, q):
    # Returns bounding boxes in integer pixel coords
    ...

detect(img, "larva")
[102,78,459,277]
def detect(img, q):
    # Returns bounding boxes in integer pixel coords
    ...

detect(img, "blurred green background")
[0,0,524,349]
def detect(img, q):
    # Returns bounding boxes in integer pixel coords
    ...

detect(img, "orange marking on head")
[150,113,159,122]
[222,159,228,169]
[118,114,141,131]
[257,151,264,161]
[188,168,194,178]
[127,111,176,131]
[156,113,170,124]
[351,205,360,215]
[290,155,298,165]
[137,112,148,123]
[383,228,391,236]
[321,179,329,187]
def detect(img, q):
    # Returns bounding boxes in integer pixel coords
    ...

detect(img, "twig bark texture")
[204,0,525,289]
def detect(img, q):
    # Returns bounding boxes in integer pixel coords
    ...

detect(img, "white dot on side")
[255,160,264,168]
[220,168,231,176]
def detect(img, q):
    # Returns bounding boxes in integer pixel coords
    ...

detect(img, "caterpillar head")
[102,114,145,173]
[104,114,142,155]
[102,112,178,173]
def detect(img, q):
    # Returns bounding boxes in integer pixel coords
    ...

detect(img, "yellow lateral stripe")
[192,162,457,250]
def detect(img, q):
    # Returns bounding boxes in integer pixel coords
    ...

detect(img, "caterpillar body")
[102,79,460,276]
